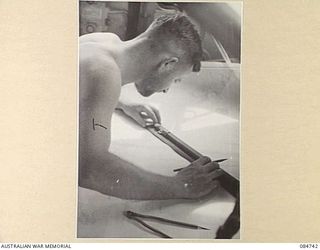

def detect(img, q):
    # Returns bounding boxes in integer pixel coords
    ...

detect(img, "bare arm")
[80,148,221,200]
[79,151,183,200]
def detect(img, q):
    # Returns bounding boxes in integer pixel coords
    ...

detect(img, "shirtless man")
[79,14,222,200]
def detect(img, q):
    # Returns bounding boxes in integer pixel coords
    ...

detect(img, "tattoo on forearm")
[92,118,108,131]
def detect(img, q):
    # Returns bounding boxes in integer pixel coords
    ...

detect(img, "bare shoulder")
[79,32,121,44]
[80,43,121,110]
[80,42,120,82]
[79,32,122,83]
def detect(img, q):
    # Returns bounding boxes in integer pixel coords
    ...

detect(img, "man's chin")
[134,83,155,97]
[136,88,154,97]
[140,91,154,97]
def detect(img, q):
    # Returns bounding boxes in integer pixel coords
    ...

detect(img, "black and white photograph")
[78,1,241,239]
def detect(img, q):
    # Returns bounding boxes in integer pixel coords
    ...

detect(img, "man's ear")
[159,57,179,72]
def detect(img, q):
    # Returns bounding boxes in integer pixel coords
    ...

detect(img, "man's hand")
[174,156,223,199]
[117,102,161,127]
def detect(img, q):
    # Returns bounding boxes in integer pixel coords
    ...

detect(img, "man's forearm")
[79,152,184,200]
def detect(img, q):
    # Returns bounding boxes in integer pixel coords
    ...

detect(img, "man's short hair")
[148,13,203,72]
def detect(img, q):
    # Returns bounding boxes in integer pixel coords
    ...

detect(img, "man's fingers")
[139,106,158,124]
[208,169,224,180]
[203,180,220,192]
[192,156,211,166]
[144,118,154,123]
[150,106,161,124]
[140,111,148,117]
[210,180,220,190]
[200,170,222,184]
[134,115,148,127]
[201,161,220,173]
